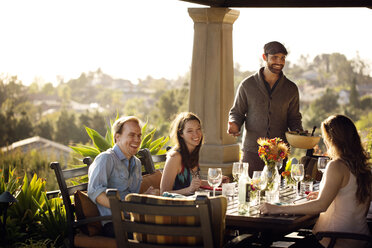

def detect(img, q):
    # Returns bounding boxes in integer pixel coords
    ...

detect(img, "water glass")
[300,181,313,196]
[208,168,222,197]
[222,182,236,201]
[291,164,304,196]
[317,157,330,174]
[251,171,267,206]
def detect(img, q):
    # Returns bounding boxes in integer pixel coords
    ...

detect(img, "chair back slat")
[62,167,89,180]
[123,221,203,236]
[121,201,200,216]
[67,183,88,196]
[128,243,203,248]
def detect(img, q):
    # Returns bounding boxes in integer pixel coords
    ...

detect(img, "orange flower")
[281,171,290,177]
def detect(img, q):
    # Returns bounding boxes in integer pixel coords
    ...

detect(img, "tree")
[14,111,34,141]
[89,111,107,139]
[55,110,80,145]
[34,120,54,140]
[349,77,360,108]
[329,53,353,86]
[41,82,55,95]
[122,98,149,121]
[303,88,339,129]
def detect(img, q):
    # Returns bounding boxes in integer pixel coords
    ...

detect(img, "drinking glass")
[251,171,267,206]
[222,182,236,201]
[232,162,243,183]
[317,157,330,174]
[291,164,304,196]
[208,168,222,197]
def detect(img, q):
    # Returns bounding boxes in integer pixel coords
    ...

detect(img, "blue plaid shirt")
[88,144,142,220]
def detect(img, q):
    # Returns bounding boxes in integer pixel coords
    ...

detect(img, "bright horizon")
[1,0,371,86]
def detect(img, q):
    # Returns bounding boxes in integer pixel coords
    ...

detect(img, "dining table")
[224,182,320,247]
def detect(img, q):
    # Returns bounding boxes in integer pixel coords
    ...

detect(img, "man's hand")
[227,122,241,137]
[144,186,160,196]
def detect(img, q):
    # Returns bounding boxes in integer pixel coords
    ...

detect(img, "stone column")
[188,7,240,177]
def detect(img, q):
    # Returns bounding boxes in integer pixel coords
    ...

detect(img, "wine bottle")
[238,163,250,215]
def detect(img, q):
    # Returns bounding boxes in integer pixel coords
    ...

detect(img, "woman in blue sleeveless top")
[160,112,205,195]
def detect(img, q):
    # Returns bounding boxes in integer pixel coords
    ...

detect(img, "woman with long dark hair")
[160,112,205,195]
[260,115,372,248]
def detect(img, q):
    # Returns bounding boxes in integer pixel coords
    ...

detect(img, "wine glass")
[251,171,267,206]
[317,157,330,174]
[208,168,222,197]
[291,164,304,196]
[232,162,243,183]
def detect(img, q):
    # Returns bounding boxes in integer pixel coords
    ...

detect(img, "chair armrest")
[73,215,112,227]
[46,190,61,199]
[223,233,255,248]
[315,231,372,248]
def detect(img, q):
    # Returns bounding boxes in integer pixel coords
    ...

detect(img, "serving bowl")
[285,131,321,149]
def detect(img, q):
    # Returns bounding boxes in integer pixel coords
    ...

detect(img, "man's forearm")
[96,192,110,208]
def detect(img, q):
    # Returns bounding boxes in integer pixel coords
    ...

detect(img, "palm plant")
[70,118,169,160]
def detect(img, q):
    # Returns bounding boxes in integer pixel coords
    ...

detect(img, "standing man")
[88,116,157,237]
[228,41,303,177]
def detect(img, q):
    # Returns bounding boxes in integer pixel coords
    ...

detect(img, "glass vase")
[284,177,297,193]
[263,161,281,203]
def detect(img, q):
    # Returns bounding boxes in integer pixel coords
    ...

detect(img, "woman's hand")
[221,175,230,184]
[307,191,319,200]
[188,177,201,193]
[259,202,279,215]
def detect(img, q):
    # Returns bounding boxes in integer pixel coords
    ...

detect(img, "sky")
[1,0,371,86]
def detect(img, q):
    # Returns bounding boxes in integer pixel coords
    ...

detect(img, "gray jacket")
[229,68,303,153]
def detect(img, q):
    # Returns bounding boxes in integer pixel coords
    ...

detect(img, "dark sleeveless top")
[172,164,200,190]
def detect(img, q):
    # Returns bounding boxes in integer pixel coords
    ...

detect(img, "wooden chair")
[107,190,253,248]
[315,231,372,248]
[107,189,215,248]
[48,150,165,247]
[50,159,116,248]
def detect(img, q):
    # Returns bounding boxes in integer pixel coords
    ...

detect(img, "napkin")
[200,185,222,191]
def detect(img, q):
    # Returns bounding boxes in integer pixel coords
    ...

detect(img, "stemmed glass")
[317,157,330,174]
[232,162,243,183]
[251,171,267,206]
[208,168,222,197]
[291,164,304,196]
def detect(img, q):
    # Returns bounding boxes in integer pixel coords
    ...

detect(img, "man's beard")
[268,63,283,74]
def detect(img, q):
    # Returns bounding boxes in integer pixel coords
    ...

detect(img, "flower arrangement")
[257,137,289,166]
[257,137,289,197]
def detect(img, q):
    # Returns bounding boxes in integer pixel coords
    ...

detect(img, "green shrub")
[1,172,67,248]
[0,149,63,192]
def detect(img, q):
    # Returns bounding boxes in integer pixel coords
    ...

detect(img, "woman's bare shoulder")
[167,150,181,159]
[329,159,349,170]
[327,159,350,178]
[163,150,182,173]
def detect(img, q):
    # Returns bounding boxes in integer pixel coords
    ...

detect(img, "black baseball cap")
[264,41,288,55]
